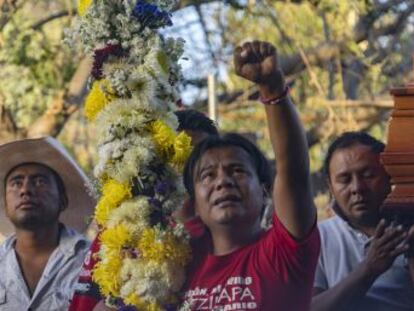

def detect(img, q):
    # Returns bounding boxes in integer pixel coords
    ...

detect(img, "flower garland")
[68,1,192,310]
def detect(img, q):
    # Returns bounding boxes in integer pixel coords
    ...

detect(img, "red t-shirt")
[69,235,102,311]
[182,215,320,311]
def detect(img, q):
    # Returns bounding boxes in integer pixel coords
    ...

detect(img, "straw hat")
[0,137,96,237]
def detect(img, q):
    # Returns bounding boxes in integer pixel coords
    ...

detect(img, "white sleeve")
[314,254,328,290]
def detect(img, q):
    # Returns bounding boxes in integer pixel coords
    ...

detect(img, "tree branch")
[194,4,218,68]
[0,92,21,142]
[27,57,92,138]
[31,10,70,30]
[176,0,246,10]
[256,1,414,80]
[353,0,408,42]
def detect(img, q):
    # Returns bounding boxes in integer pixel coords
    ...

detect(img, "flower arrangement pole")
[68,1,192,310]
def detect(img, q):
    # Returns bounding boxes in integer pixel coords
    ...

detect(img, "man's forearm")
[312,264,377,311]
[262,83,315,238]
[264,97,309,183]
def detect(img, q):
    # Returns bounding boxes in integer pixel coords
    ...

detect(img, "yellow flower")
[84,80,112,121]
[100,224,133,253]
[124,293,143,308]
[147,303,163,311]
[138,228,191,265]
[103,179,132,206]
[95,198,114,227]
[78,0,93,17]
[95,179,132,226]
[150,120,175,159]
[93,255,122,297]
[171,131,192,169]
[124,294,163,310]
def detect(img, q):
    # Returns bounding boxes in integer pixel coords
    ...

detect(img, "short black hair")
[175,109,219,136]
[324,131,385,180]
[183,133,273,200]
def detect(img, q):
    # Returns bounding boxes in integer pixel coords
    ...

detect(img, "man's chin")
[352,211,380,228]
[12,216,53,230]
[214,212,242,225]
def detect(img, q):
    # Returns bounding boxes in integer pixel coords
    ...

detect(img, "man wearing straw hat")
[0,137,95,310]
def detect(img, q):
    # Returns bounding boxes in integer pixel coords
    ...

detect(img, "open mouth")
[352,201,369,209]
[18,202,37,209]
[213,194,241,207]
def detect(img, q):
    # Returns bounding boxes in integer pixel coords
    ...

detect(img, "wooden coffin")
[381,85,414,220]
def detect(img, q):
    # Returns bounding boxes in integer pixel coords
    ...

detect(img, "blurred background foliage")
[1,0,414,218]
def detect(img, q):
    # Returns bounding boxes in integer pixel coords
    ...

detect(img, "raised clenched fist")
[234,40,286,98]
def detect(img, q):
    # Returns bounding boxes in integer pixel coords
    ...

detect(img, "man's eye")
[233,167,246,174]
[362,170,375,178]
[200,172,214,181]
[10,180,22,187]
[34,177,47,186]
[336,176,350,184]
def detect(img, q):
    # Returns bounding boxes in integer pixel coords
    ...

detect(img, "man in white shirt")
[0,137,95,310]
[312,132,414,311]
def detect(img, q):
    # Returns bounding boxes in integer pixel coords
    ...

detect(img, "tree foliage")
[0,4,77,129]
[168,0,414,163]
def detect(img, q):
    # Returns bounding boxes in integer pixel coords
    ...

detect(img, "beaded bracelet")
[259,86,290,105]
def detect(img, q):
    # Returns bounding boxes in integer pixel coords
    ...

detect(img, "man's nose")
[215,169,235,190]
[19,179,34,196]
[350,176,367,195]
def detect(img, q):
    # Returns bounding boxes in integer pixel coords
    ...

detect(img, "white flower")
[107,196,152,235]
[172,222,191,241]
[157,166,187,214]
[95,98,152,144]
[119,259,186,303]
[102,60,133,96]
[94,136,156,182]
[126,66,157,104]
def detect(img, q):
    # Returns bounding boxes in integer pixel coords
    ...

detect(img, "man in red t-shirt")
[68,110,218,311]
[179,41,320,311]
[72,41,320,311]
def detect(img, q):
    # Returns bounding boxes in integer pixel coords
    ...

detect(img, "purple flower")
[92,44,124,79]
[118,306,138,311]
[176,99,183,108]
[132,0,172,29]
[164,304,177,311]
[155,181,170,195]
[148,197,162,210]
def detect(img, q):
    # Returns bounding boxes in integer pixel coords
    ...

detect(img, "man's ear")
[262,184,272,210]
[58,197,67,213]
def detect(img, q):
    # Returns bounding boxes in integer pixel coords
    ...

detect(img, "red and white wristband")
[259,86,290,105]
